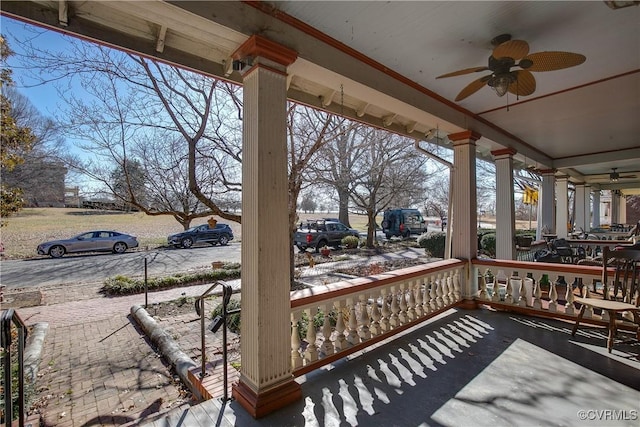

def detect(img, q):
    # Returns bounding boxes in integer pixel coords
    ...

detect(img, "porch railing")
[289,256,637,377]
[289,259,466,376]
[471,258,637,327]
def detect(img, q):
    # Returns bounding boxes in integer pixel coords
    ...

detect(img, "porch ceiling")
[2,1,639,193]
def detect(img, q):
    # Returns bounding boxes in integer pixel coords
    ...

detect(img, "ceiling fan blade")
[620,174,638,179]
[522,51,586,72]
[455,76,489,101]
[508,70,536,96]
[492,39,529,60]
[436,66,489,79]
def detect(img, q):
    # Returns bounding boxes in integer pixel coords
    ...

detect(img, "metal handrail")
[194,281,237,402]
[1,309,27,427]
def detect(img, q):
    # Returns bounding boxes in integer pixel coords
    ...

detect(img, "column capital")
[538,168,556,176]
[449,130,482,145]
[232,35,298,72]
[491,147,517,158]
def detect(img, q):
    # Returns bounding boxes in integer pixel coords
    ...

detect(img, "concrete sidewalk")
[8,247,428,426]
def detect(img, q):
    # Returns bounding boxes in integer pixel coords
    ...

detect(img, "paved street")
[0,243,241,289]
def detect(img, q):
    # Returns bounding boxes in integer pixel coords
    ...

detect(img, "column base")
[232,377,302,418]
[458,298,479,310]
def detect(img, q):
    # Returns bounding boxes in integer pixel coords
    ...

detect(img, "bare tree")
[323,126,429,247]
[309,120,366,227]
[287,104,341,281]
[12,28,243,225]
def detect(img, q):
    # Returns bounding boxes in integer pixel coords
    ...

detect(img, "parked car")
[37,230,139,258]
[168,223,234,249]
[381,208,427,238]
[294,219,360,252]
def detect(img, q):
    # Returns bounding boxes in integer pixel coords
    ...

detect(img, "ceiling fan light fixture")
[488,74,515,97]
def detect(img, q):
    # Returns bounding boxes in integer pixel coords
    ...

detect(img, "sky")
[1,16,74,114]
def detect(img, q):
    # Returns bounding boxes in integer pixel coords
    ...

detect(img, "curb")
[24,322,48,383]
[130,304,202,401]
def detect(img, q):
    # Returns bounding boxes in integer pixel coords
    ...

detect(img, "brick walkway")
[14,282,232,426]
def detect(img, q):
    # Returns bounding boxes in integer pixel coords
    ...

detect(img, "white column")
[231,36,301,418]
[492,148,516,260]
[583,185,591,232]
[539,170,556,239]
[449,131,480,305]
[574,184,586,233]
[592,189,601,228]
[555,176,569,238]
[611,190,620,224]
[620,193,627,224]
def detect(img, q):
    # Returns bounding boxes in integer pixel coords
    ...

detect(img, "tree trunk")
[338,188,350,227]
[366,210,377,248]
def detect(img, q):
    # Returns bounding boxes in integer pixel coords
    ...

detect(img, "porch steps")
[187,359,240,401]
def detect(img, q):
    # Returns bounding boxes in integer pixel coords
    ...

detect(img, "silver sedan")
[37,230,139,258]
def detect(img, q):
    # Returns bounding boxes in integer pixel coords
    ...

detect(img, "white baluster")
[441,274,451,306]
[320,304,334,356]
[380,289,391,332]
[399,284,409,324]
[436,276,445,308]
[407,281,417,320]
[346,299,359,345]
[291,311,303,369]
[453,270,462,301]
[370,292,382,336]
[414,280,424,318]
[565,277,575,315]
[489,269,501,302]
[429,276,438,312]
[304,308,319,363]
[358,294,371,341]
[390,287,401,328]
[518,276,527,308]
[333,301,347,351]
[532,275,542,309]
[504,273,514,305]
[478,272,488,300]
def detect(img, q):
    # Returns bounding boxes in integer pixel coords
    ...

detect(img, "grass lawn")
[1,208,376,260]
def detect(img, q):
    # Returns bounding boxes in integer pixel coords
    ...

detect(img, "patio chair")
[572,246,640,353]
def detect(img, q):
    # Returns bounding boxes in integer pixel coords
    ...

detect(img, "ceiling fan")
[436,34,586,101]
[609,168,637,182]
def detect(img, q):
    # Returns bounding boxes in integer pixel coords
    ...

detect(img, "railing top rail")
[472,258,603,276]
[565,239,633,246]
[291,258,465,308]
[196,280,227,302]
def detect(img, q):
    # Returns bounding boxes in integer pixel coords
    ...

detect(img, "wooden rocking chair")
[572,246,640,352]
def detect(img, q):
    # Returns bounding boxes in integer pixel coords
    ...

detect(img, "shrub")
[211,298,242,334]
[101,262,241,296]
[417,231,446,258]
[296,309,338,341]
[341,235,360,249]
[480,233,496,257]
